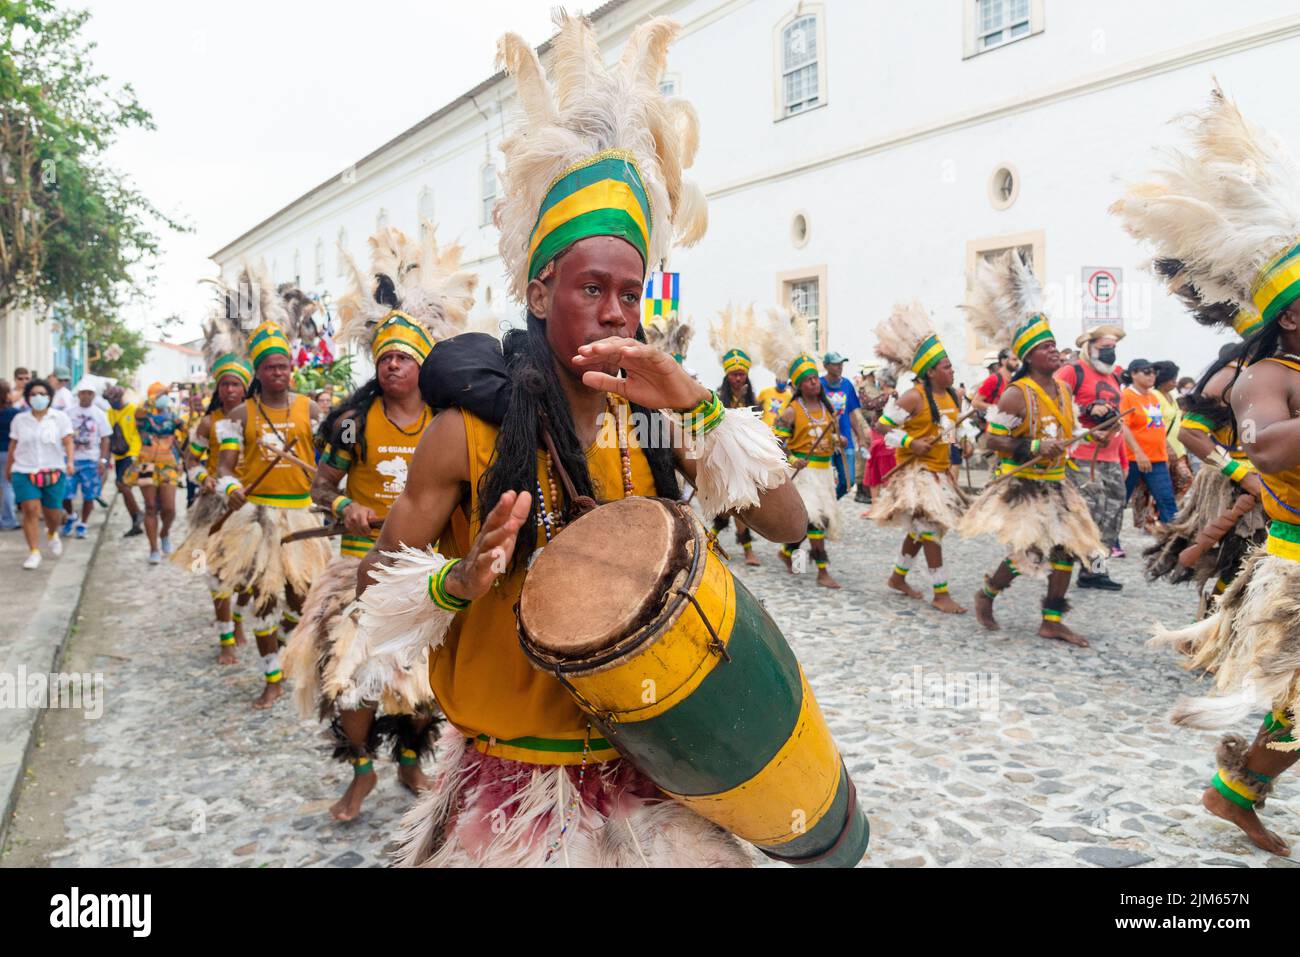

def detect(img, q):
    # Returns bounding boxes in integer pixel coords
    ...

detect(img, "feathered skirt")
[204,504,332,614]
[281,554,438,762]
[391,726,754,868]
[793,464,841,540]
[1149,547,1300,744]
[871,462,970,534]
[1143,466,1267,591]
[957,475,1105,574]
[170,489,227,575]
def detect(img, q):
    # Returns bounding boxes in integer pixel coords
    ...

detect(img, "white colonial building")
[212,0,1300,390]
[133,339,206,391]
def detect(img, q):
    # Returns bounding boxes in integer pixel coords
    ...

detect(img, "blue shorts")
[70,460,102,502]
[13,470,68,509]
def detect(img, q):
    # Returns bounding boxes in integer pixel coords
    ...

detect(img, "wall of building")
[214,0,1300,391]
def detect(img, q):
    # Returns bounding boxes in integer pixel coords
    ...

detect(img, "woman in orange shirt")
[1120,358,1177,525]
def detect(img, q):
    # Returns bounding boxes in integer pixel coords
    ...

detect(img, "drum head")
[520,497,688,657]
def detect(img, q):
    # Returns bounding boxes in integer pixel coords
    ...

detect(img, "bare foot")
[817,569,842,589]
[778,549,793,573]
[859,509,873,519]
[931,593,968,615]
[252,681,284,710]
[973,591,1000,631]
[887,572,923,600]
[217,645,237,666]
[744,550,761,567]
[1038,620,1089,648]
[330,771,377,822]
[397,763,433,795]
[1202,785,1290,856]
[234,623,247,647]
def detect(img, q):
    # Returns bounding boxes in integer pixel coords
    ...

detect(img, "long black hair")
[718,374,757,409]
[920,374,960,425]
[478,314,681,572]
[321,378,383,461]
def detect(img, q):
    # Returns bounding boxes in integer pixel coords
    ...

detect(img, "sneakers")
[48,534,63,557]
[160,536,173,556]
[1077,571,1123,591]
[148,550,162,565]
[854,488,872,504]
[61,514,75,537]
[124,515,144,538]
[75,522,87,539]
[21,550,41,570]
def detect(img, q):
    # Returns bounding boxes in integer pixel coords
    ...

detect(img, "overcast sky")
[79,0,557,341]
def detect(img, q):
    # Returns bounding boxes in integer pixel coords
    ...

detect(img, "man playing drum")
[353,13,806,867]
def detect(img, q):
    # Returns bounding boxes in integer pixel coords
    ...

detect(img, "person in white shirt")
[5,379,75,569]
[66,380,112,538]
[48,366,75,412]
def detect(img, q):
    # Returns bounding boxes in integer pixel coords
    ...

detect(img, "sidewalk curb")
[0,493,117,854]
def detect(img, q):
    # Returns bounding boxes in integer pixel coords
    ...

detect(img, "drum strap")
[538,411,599,517]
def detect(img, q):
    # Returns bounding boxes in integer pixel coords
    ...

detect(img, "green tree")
[0,0,186,331]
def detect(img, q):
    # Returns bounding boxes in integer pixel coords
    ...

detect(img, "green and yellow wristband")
[677,391,725,437]
[332,495,353,518]
[429,558,471,612]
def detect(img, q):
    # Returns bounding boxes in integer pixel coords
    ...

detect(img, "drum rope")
[674,588,732,663]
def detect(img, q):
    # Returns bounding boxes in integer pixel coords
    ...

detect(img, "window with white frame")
[786,276,822,350]
[417,187,435,237]
[293,249,301,286]
[314,238,324,284]
[335,227,348,277]
[779,11,822,119]
[965,0,1041,57]
[480,163,497,227]
[376,208,389,231]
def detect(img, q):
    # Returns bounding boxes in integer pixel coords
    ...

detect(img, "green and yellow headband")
[788,352,819,386]
[210,353,252,388]
[528,149,652,284]
[722,349,752,373]
[373,311,435,364]
[1250,239,1300,327]
[1012,313,1054,361]
[248,321,291,369]
[911,334,948,376]
[1233,307,1265,338]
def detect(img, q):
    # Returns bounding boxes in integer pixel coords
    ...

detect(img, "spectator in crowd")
[130,382,185,563]
[861,369,899,508]
[820,351,869,499]
[1120,358,1178,528]
[970,348,1019,413]
[1055,325,1132,588]
[0,379,19,530]
[12,368,31,408]
[104,384,145,537]
[6,379,74,569]
[1152,360,1190,498]
[66,379,112,539]
[47,366,75,411]
[1176,375,1197,398]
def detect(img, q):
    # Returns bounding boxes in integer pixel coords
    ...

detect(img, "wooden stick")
[1177,492,1257,569]
[984,410,1130,486]
[208,435,300,534]
[282,518,383,545]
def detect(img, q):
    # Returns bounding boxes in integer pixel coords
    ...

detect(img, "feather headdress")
[198,260,286,384]
[1111,84,1300,334]
[277,283,319,346]
[334,225,478,363]
[962,249,1053,360]
[493,12,707,303]
[874,300,948,378]
[644,312,694,364]
[760,307,819,386]
[708,303,760,373]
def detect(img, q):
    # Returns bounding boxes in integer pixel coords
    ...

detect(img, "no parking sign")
[1081,266,1123,329]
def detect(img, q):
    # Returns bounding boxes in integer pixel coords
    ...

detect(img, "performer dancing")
[958,251,1109,647]
[208,263,332,708]
[281,225,476,820]
[175,287,254,663]
[1116,85,1300,855]
[769,314,843,589]
[352,13,802,866]
[708,304,763,566]
[871,300,969,613]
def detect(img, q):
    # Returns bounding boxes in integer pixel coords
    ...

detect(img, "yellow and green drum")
[517,497,869,866]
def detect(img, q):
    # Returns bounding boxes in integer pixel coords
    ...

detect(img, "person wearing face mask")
[104,384,145,537]
[1055,325,1133,589]
[5,380,75,569]
[128,382,185,563]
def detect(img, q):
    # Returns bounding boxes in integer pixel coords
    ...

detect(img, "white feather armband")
[351,544,460,702]
[878,397,912,429]
[214,418,244,447]
[884,429,910,450]
[985,409,1024,431]
[687,407,793,520]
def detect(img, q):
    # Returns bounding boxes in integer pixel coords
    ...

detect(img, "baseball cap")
[823,351,847,365]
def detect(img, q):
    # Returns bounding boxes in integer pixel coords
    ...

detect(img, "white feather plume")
[873,299,937,375]
[962,249,1043,350]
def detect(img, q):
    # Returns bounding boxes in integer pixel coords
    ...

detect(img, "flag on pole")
[643,271,680,324]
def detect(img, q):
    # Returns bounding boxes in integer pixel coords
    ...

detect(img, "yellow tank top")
[897,386,959,473]
[786,398,836,467]
[337,400,429,558]
[429,397,657,765]
[239,394,315,507]
[1255,358,1300,543]
[998,378,1077,482]
[204,408,229,474]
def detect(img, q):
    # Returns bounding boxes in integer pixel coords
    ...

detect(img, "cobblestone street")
[3,492,1297,869]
